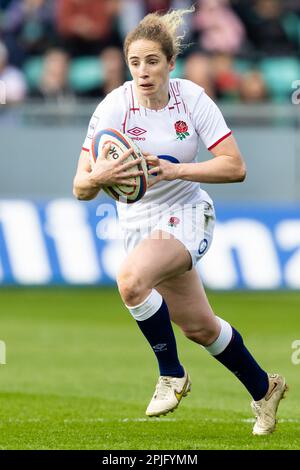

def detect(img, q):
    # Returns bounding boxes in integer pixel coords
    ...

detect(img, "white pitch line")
[120,418,177,422]
[241,418,300,424]
[63,417,177,423]
[3,417,300,424]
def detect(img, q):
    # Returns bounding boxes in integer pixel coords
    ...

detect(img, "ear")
[169,57,176,73]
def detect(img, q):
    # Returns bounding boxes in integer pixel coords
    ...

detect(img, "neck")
[135,82,170,110]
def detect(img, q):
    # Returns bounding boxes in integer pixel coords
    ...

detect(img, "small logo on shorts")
[168,216,180,227]
[198,238,208,255]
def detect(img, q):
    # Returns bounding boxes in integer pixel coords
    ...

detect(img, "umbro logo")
[127,127,147,141]
[128,127,147,136]
[152,343,167,352]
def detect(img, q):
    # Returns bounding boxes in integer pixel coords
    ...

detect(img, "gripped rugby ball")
[91,128,148,203]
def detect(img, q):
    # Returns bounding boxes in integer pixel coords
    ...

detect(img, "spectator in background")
[78,46,126,99]
[119,0,145,39]
[233,0,299,57]
[1,0,56,67]
[0,40,27,103]
[286,0,300,14]
[239,70,269,103]
[56,0,122,57]
[184,52,243,103]
[183,52,215,98]
[100,47,126,95]
[192,0,246,55]
[0,0,14,10]
[211,53,241,101]
[144,0,172,14]
[29,48,73,103]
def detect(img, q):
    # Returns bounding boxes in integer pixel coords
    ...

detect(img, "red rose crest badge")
[168,216,180,227]
[174,121,190,140]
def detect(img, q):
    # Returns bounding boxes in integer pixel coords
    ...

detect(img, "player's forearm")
[177,155,246,184]
[73,172,102,200]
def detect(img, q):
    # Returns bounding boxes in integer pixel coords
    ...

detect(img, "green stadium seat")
[282,13,300,48]
[233,58,253,74]
[23,56,44,90]
[69,56,104,92]
[259,57,300,102]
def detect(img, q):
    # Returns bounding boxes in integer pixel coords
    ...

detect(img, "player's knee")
[182,325,219,346]
[117,269,145,306]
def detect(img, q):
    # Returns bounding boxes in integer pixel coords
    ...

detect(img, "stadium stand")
[0,0,299,102]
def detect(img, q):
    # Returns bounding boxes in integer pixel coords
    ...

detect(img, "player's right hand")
[89,144,144,187]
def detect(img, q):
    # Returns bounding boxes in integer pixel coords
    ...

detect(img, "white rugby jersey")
[82,79,231,230]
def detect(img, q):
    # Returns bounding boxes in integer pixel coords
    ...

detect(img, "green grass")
[0,288,299,450]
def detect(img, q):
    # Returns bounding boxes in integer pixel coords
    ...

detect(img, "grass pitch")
[0,288,299,450]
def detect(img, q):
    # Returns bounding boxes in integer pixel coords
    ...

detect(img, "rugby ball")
[91,128,148,203]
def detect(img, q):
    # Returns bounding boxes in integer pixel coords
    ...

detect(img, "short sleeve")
[193,92,232,151]
[82,89,123,153]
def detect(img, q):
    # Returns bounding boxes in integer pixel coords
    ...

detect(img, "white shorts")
[123,201,215,267]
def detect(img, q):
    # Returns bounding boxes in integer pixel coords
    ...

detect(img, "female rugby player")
[73,8,287,435]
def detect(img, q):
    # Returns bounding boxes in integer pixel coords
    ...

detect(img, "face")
[127,39,175,99]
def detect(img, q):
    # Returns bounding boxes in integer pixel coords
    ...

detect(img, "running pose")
[73,8,287,435]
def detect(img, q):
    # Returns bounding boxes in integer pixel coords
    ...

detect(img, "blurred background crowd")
[0,0,300,105]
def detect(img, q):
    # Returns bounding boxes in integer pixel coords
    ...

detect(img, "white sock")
[204,317,233,355]
[125,289,163,321]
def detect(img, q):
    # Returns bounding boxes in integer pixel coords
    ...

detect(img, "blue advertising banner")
[0,199,299,289]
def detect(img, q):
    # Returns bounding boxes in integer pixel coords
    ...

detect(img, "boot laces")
[154,377,174,400]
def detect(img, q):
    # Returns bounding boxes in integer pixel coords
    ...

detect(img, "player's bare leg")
[156,267,220,346]
[118,230,192,306]
[117,230,194,417]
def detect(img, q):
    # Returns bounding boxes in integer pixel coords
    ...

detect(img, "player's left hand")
[143,152,179,188]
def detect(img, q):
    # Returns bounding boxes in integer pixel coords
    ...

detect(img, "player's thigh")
[119,230,192,288]
[155,267,219,333]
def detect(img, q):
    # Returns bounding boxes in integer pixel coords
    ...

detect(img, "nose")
[138,63,149,78]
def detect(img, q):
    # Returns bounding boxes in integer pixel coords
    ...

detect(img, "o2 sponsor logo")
[0,341,6,364]
[291,80,300,105]
[291,340,300,365]
[108,145,119,160]
[0,200,300,289]
[0,81,6,105]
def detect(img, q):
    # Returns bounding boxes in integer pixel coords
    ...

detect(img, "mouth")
[140,84,154,89]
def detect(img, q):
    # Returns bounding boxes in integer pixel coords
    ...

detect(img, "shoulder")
[92,82,131,116]
[173,79,223,121]
[170,78,205,103]
[105,81,133,102]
